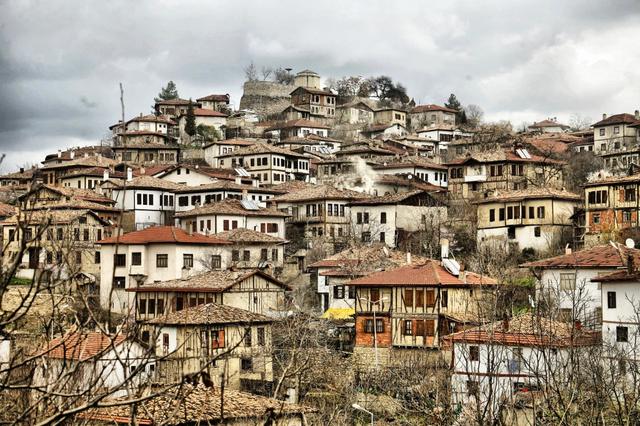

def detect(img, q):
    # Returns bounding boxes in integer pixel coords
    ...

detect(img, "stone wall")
[239,81,296,119]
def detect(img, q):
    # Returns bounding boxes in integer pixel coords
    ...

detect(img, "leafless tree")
[243,61,258,82]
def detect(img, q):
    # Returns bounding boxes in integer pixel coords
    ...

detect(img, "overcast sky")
[1,0,640,172]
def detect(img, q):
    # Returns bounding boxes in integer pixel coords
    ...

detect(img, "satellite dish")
[442,258,460,277]
[626,238,635,249]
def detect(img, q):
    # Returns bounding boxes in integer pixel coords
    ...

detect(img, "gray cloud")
[1,0,639,171]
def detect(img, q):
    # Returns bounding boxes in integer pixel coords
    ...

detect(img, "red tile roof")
[592,113,640,127]
[521,244,640,269]
[39,331,128,361]
[196,94,230,103]
[411,104,458,114]
[528,119,569,129]
[97,226,230,245]
[192,108,228,117]
[348,260,497,287]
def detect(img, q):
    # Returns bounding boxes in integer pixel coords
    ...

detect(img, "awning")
[321,307,355,320]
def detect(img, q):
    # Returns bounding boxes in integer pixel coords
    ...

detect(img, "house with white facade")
[475,188,581,253]
[592,111,640,169]
[266,119,331,140]
[521,243,640,326]
[409,104,457,132]
[217,143,311,184]
[103,173,183,232]
[360,123,407,139]
[215,228,286,271]
[195,93,230,112]
[97,226,232,314]
[335,101,374,125]
[174,198,288,239]
[447,314,599,419]
[34,331,153,398]
[348,190,447,247]
[203,139,254,167]
[373,158,448,188]
[527,119,570,133]
[173,181,283,211]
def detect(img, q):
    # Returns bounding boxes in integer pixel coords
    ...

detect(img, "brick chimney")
[635,110,639,120]
[602,113,607,120]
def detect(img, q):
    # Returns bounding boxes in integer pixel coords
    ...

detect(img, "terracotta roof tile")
[593,113,640,127]
[196,94,230,102]
[529,119,569,129]
[410,104,457,114]
[474,188,581,204]
[148,302,273,325]
[109,175,185,191]
[0,202,16,217]
[191,107,228,117]
[373,158,447,171]
[218,142,308,158]
[215,228,285,243]
[39,331,128,361]
[130,269,287,293]
[174,198,289,218]
[269,183,368,203]
[521,243,640,269]
[97,226,230,245]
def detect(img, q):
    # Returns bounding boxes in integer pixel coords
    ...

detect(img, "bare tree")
[243,61,258,82]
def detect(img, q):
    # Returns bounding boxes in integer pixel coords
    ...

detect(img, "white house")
[447,314,599,419]
[104,173,183,231]
[475,188,581,253]
[173,181,284,212]
[97,226,232,314]
[527,119,570,134]
[521,243,640,326]
[416,126,473,145]
[360,123,407,139]
[203,139,254,167]
[174,198,288,239]
[34,331,153,398]
[266,119,331,140]
[348,190,447,247]
[373,158,448,188]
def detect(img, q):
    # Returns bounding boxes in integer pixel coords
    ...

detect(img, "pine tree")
[185,99,196,137]
[445,93,462,111]
[155,81,179,102]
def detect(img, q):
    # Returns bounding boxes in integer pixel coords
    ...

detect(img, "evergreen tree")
[185,99,196,137]
[155,81,179,102]
[444,93,462,111]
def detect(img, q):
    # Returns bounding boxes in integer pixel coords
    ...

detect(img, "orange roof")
[593,113,640,127]
[348,260,497,287]
[40,331,128,361]
[521,244,640,269]
[192,108,228,117]
[97,226,230,245]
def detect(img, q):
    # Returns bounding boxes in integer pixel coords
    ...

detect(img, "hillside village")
[2,68,640,425]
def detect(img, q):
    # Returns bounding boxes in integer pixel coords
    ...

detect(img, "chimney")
[252,179,259,188]
[406,252,412,265]
[140,166,145,175]
[103,169,109,181]
[627,253,634,275]
[440,238,450,259]
[235,176,242,185]
[603,113,607,120]
[126,167,133,181]
[565,244,572,255]
[635,110,639,120]
[70,151,75,160]
[57,149,62,158]
[19,167,24,174]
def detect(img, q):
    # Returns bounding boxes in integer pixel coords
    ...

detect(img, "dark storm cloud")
[1,0,639,171]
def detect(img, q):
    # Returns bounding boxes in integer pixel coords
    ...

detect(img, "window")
[614,126,620,134]
[260,248,268,261]
[499,208,505,221]
[138,299,147,315]
[404,289,413,307]
[333,285,345,299]
[272,249,278,261]
[162,334,169,355]
[623,211,632,222]
[114,276,126,289]
[244,328,252,347]
[380,212,387,224]
[508,226,516,239]
[403,320,413,335]
[211,255,222,269]
[243,250,250,261]
[94,251,101,264]
[223,220,230,231]
[534,226,541,237]
[183,254,193,268]
[607,291,616,309]
[132,252,142,265]
[114,254,126,267]
[241,358,253,372]
[537,206,545,219]
[467,380,479,397]
[616,326,628,343]
[257,327,265,346]
[361,232,371,243]
[348,285,356,299]
[469,345,480,361]
[507,206,513,220]
[178,196,188,206]
[441,290,448,308]
[156,254,168,268]
[426,290,435,307]
[83,229,90,241]
[375,318,384,333]
[232,250,240,261]
[624,187,636,202]
[75,251,82,264]
[379,232,385,242]
[599,128,605,136]
[587,190,608,205]
[593,213,601,224]
[370,289,380,303]
[364,319,374,333]
[559,272,576,291]
[489,209,495,222]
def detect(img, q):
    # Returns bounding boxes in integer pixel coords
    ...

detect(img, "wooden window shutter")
[212,329,225,349]
[425,320,435,336]
[404,289,413,307]
[415,289,424,307]
[415,320,425,337]
[426,290,435,307]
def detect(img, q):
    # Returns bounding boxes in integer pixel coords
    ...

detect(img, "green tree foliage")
[154,80,179,102]
[444,93,462,110]
[196,124,221,141]
[184,99,196,137]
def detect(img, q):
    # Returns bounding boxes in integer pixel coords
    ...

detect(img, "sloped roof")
[1,209,109,226]
[191,107,228,117]
[348,260,497,287]
[97,226,230,245]
[39,331,128,361]
[348,190,441,206]
[130,269,287,293]
[266,119,331,131]
[373,158,447,171]
[155,98,192,106]
[33,185,115,205]
[592,113,640,127]
[196,94,230,102]
[0,202,16,217]
[411,104,457,114]
[41,155,118,170]
[203,138,254,148]
[473,188,581,204]
[148,302,273,325]
[172,180,284,195]
[446,148,566,166]
[583,172,640,187]
[109,175,185,191]
[291,86,334,96]
[174,198,289,218]
[269,183,368,203]
[444,313,600,348]
[529,119,569,129]
[61,166,126,179]
[78,384,312,424]
[215,228,285,244]
[217,142,308,158]
[521,243,640,269]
